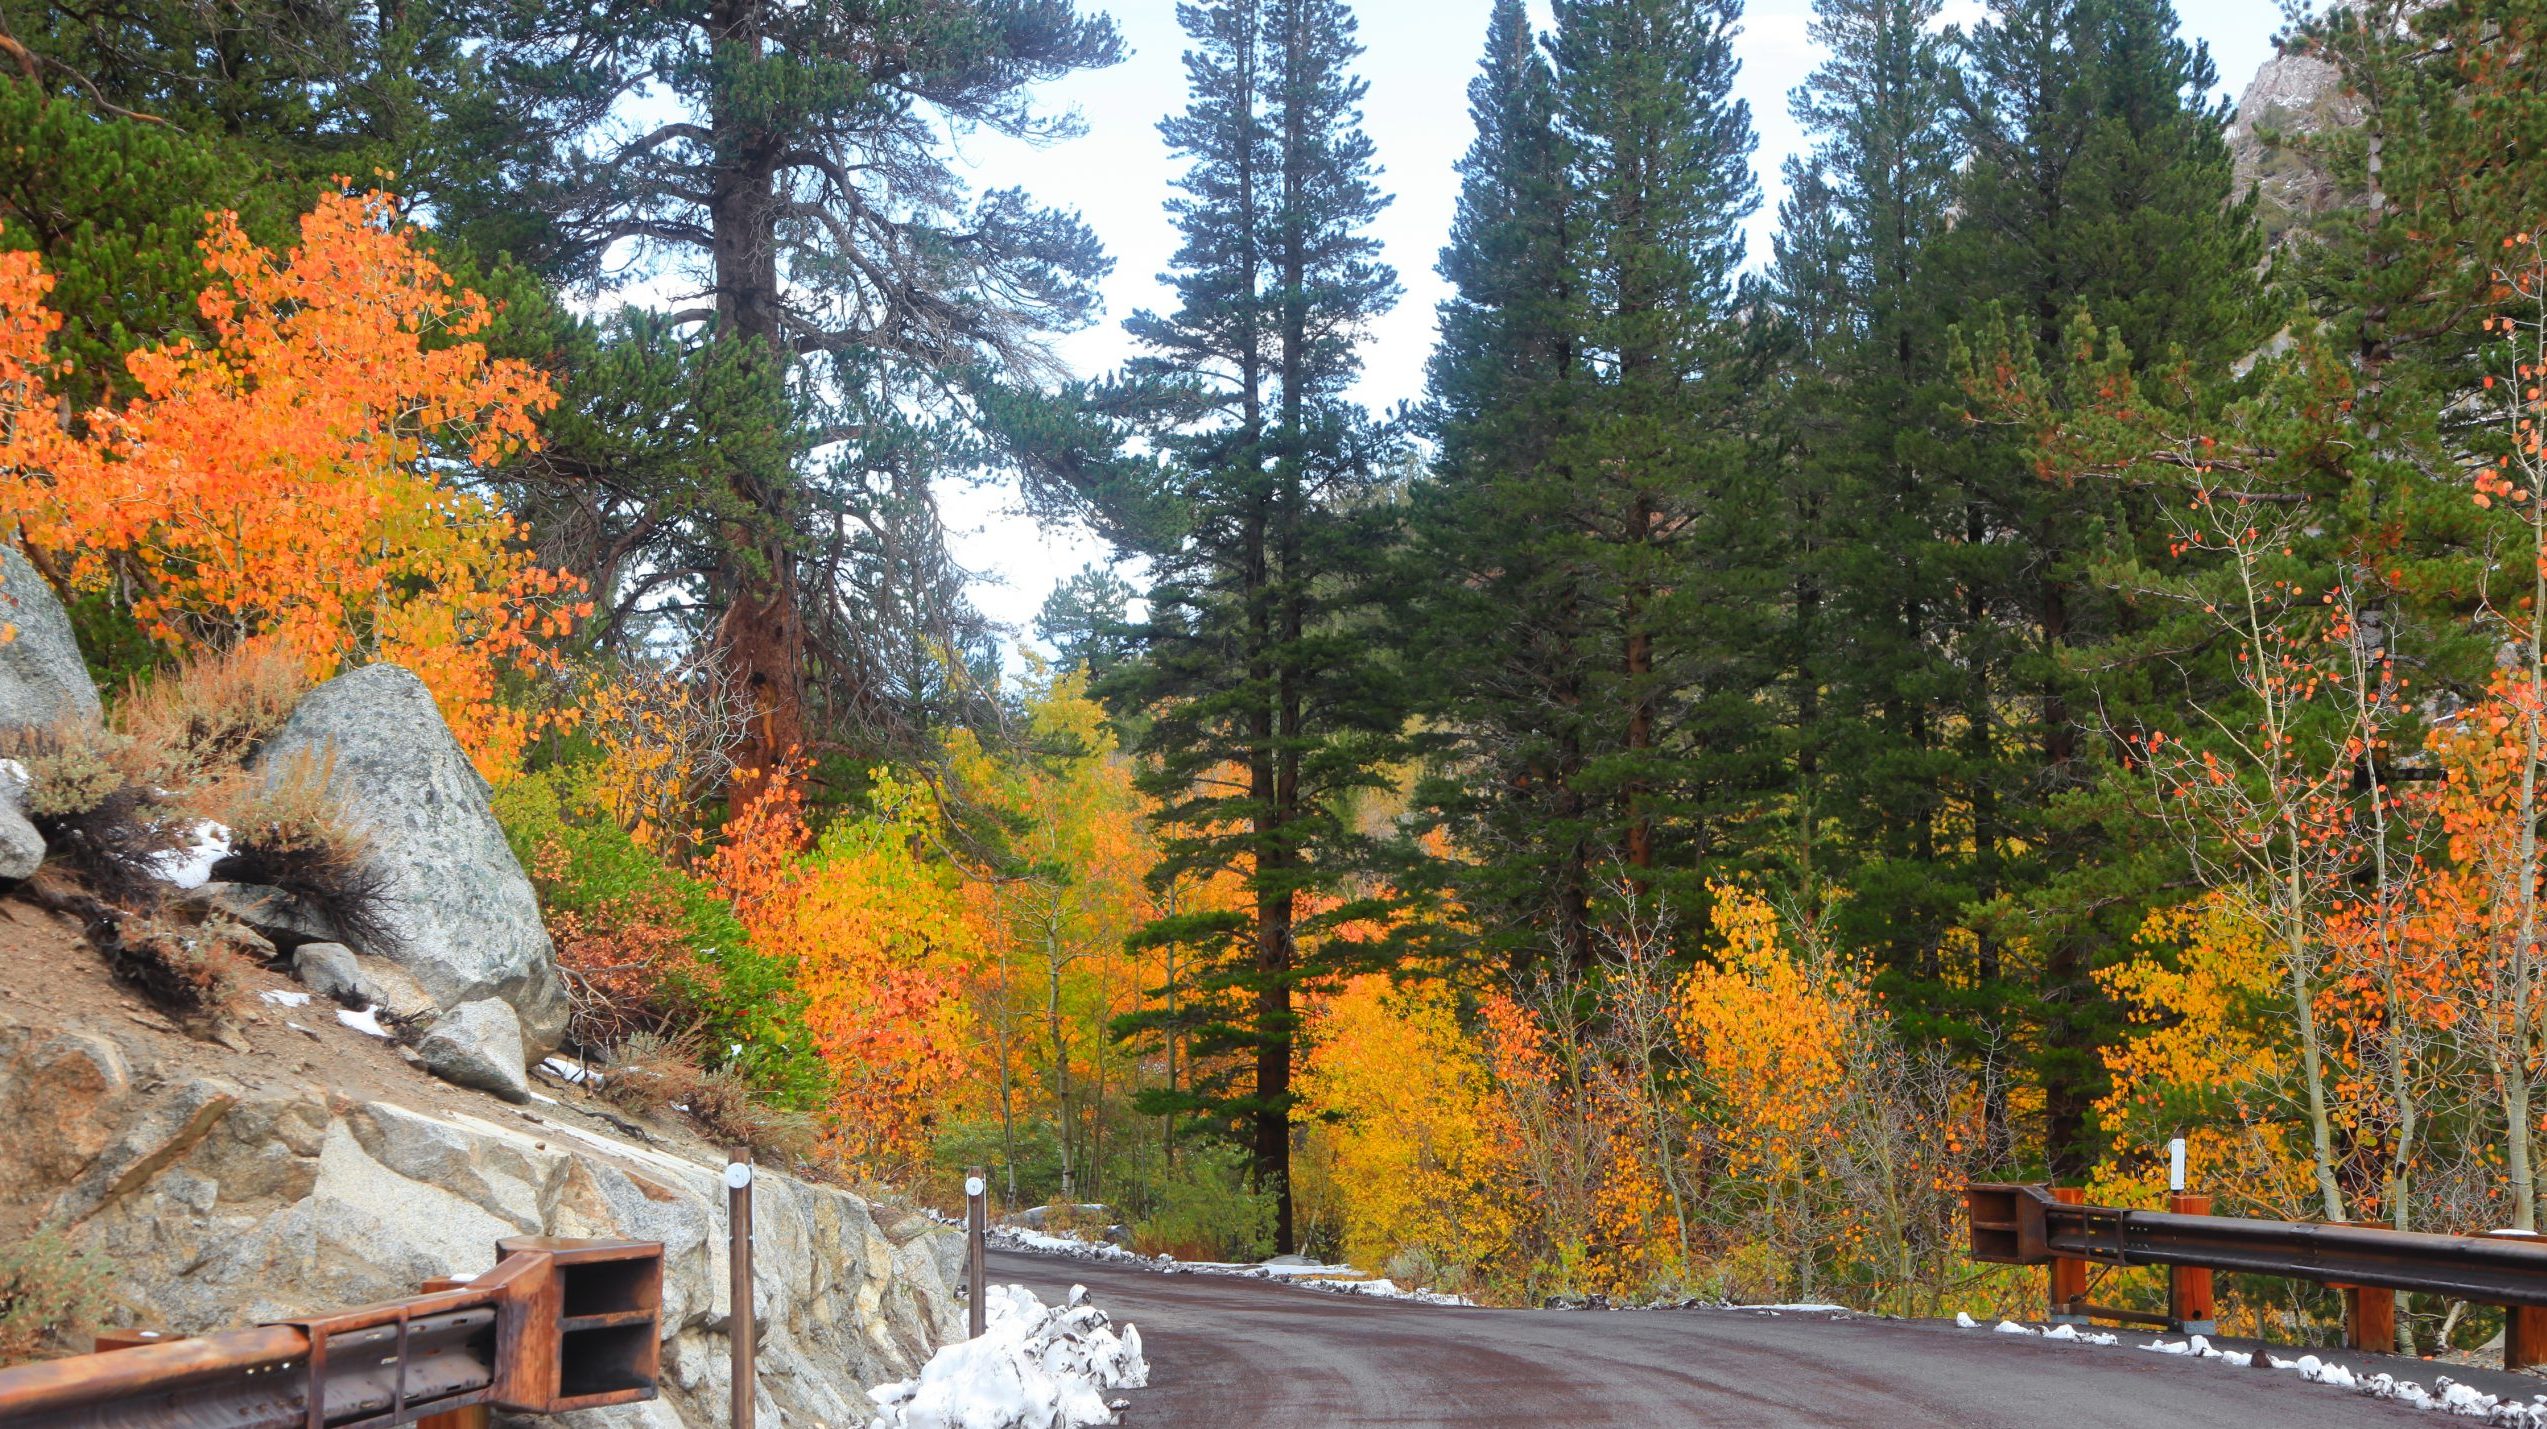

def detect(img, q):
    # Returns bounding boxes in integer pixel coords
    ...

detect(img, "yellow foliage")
[1675,883,1870,1183]
[2091,895,2315,1216]
[1299,974,1517,1281]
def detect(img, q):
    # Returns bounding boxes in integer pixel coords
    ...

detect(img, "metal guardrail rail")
[0,1235,662,1429]
[1968,1182,2547,1366]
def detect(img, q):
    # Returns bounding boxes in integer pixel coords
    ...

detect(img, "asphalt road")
[989,1249,2544,1427]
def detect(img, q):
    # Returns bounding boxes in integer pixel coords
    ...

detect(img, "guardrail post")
[2166,1193,2216,1335]
[966,1165,989,1339]
[2508,1306,2547,1371]
[2048,1187,2088,1324]
[2335,1284,2394,1355]
[728,1151,757,1429]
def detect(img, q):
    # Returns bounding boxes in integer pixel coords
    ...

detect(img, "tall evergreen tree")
[1402,0,1600,969]
[1547,0,1763,898]
[462,0,1123,785]
[1098,0,1400,1254]
[1928,0,2264,1175]
[1764,0,1964,992]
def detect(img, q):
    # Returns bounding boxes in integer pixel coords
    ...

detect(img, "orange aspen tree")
[0,193,579,774]
[712,765,971,1173]
[2451,232,2547,1228]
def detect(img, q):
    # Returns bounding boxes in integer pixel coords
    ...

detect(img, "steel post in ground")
[2167,1194,2216,1335]
[729,1152,756,1429]
[2336,1284,2395,1354]
[2049,1188,2089,1325]
[967,1166,989,1340]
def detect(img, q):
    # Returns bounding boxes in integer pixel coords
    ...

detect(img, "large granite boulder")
[0,1018,965,1428]
[257,664,567,1053]
[0,544,101,733]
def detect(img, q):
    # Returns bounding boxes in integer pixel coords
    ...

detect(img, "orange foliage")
[712,767,970,1172]
[0,192,581,775]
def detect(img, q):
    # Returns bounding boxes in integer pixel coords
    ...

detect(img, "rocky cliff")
[0,555,967,1426]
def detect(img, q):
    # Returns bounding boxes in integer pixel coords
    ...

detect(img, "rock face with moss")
[0,547,102,736]
[256,663,569,1054]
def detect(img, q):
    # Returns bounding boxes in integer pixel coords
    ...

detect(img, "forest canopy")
[6,0,2547,1346]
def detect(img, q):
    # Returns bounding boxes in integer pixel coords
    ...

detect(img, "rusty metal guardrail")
[1969,1182,2547,1366]
[0,1235,662,1428]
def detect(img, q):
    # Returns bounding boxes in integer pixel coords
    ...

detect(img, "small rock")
[0,791,41,882]
[415,1000,530,1104]
[177,884,340,951]
[210,1023,252,1054]
[294,943,435,1022]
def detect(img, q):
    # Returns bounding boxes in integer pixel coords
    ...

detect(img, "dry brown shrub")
[199,750,394,948]
[596,1032,814,1162]
[96,911,249,1015]
[0,725,182,903]
[114,638,312,785]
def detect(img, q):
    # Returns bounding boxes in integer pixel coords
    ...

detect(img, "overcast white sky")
[941,0,2294,638]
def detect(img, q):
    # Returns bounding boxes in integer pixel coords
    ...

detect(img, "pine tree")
[1763,0,1965,996]
[1096,0,1401,1254]
[1402,0,1603,969]
[1927,0,2265,1175]
[1546,0,1763,900]
[461,0,1123,786]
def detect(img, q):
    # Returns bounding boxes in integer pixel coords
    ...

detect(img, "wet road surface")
[990,1248,2543,1426]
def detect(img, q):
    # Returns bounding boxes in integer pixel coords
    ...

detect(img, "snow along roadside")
[1957,1314,2547,1424]
[867,1283,1147,1429]
[979,1223,1476,1306]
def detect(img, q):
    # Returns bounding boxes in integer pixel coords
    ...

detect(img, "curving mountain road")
[989,1248,2542,1426]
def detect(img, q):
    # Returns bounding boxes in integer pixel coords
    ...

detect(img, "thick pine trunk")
[706,0,808,802]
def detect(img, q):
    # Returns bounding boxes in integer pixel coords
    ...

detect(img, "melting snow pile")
[1961,1315,2547,1423]
[1974,1317,2119,1346]
[986,1223,1476,1306]
[149,820,231,890]
[986,1225,1149,1265]
[2140,1335,2547,1423]
[867,1283,1147,1429]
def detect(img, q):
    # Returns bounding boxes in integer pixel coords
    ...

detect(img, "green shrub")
[0,1229,111,1366]
[494,764,827,1108]
[1130,1145,1275,1263]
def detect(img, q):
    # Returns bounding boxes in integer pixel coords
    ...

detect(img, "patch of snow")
[2041,1324,2119,1346]
[260,988,313,1007]
[1955,1311,1982,1329]
[336,1005,390,1038]
[528,1091,561,1106]
[148,820,231,890]
[1995,1320,2038,1336]
[1733,1302,1850,1314]
[988,1226,1148,1264]
[984,1225,1475,1306]
[867,1282,1146,1429]
[2126,1336,2547,1422]
[541,1055,603,1085]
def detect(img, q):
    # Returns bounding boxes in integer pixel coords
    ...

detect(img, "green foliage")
[1131,1146,1276,1263]
[0,1229,111,1367]
[492,764,827,1108]
[0,83,298,410]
